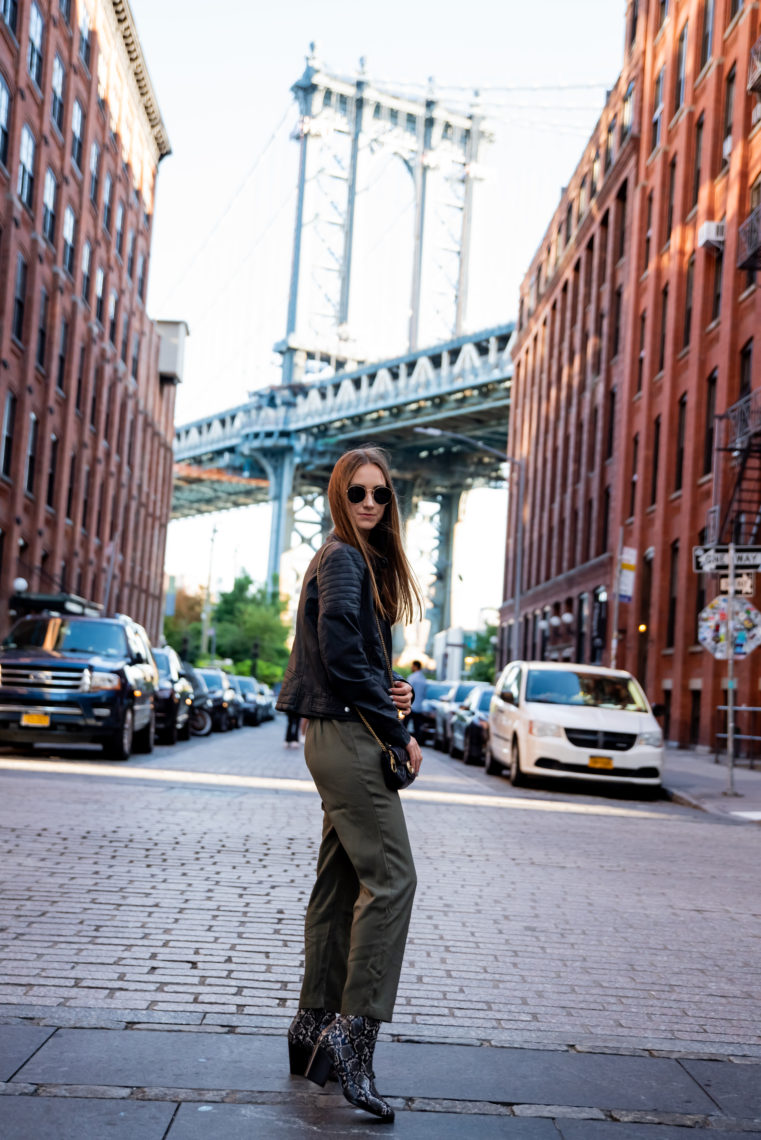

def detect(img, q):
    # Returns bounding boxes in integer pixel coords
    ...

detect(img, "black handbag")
[317,545,417,792]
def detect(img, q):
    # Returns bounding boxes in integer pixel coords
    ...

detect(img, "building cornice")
[109,0,171,161]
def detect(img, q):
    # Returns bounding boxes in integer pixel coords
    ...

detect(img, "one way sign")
[693,546,761,573]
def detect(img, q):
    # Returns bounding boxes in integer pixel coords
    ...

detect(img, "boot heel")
[304,1045,332,1087]
[288,1040,312,1076]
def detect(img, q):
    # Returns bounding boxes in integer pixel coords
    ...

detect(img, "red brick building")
[0,0,182,642]
[504,0,761,749]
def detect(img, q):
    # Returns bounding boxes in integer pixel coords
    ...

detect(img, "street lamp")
[413,426,525,663]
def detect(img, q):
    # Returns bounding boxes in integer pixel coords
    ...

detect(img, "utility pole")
[724,541,738,797]
[201,525,217,658]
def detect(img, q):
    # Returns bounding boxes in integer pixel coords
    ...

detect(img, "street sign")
[693,545,761,572]
[698,596,761,660]
[719,572,755,596]
[618,546,637,602]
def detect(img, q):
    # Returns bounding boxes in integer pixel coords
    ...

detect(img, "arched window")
[63,205,76,275]
[17,124,36,208]
[43,167,57,242]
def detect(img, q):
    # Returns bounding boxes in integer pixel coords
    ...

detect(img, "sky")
[128,0,627,632]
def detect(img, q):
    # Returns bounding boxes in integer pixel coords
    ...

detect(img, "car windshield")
[198,669,225,692]
[525,669,648,711]
[3,617,127,659]
[237,678,255,694]
[152,650,171,678]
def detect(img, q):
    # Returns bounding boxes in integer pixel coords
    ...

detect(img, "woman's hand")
[389,679,413,716]
[405,736,423,774]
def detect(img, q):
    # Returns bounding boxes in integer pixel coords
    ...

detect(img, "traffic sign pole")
[725,542,737,797]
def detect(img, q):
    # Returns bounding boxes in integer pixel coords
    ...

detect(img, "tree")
[208,575,291,682]
[164,587,205,659]
[468,624,498,683]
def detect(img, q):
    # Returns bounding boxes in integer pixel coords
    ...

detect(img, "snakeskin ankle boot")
[305,1013,394,1122]
[287,1008,335,1076]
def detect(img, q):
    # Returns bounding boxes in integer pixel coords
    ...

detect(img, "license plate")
[21,713,50,727]
[589,755,613,769]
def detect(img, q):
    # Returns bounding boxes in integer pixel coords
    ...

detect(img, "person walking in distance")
[277,445,423,1122]
[407,659,427,741]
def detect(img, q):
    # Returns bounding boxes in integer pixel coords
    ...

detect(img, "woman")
[276,445,423,1122]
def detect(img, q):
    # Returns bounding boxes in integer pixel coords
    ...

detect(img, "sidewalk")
[1,1022,760,1137]
[662,746,761,822]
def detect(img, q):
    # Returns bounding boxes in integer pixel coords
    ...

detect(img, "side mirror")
[651,702,666,718]
[501,690,515,705]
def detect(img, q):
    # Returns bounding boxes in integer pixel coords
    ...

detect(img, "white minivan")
[487,661,664,790]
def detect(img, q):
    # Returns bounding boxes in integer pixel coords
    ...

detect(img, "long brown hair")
[327,446,423,624]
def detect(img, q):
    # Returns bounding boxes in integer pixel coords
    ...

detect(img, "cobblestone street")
[1,717,759,1056]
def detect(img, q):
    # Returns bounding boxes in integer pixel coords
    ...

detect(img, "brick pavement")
[0,719,759,1060]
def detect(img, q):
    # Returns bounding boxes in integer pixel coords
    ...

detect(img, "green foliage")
[467,624,498,683]
[206,575,291,682]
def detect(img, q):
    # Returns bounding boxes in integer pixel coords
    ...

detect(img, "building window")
[658,0,669,29]
[675,393,687,491]
[17,124,35,209]
[616,180,627,260]
[650,414,661,506]
[66,452,76,519]
[612,286,623,357]
[703,370,717,475]
[75,345,85,410]
[81,240,91,303]
[12,253,27,343]
[683,253,695,348]
[711,243,723,321]
[700,0,714,69]
[27,3,44,88]
[62,205,75,276]
[51,54,64,132]
[605,117,616,172]
[56,319,68,390]
[25,413,38,494]
[565,200,573,246]
[692,114,703,209]
[0,75,9,166]
[42,167,57,243]
[621,81,634,141]
[36,287,48,369]
[59,0,70,24]
[103,173,112,232]
[89,142,100,204]
[137,253,146,301]
[46,434,58,508]
[659,284,668,372]
[666,156,677,241]
[115,202,125,256]
[651,67,664,152]
[629,433,639,517]
[1,391,16,477]
[674,23,688,113]
[108,290,118,345]
[739,339,752,402]
[95,266,104,323]
[591,151,600,197]
[1,0,18,36]
[71,99,84,170]
[79,6,91,70]
[120,316,129,363]
[126,230,135,279]
[666,541,679,648]
[728,0,742,23]
[81,466,90,531]
[601,485,611,555]
[644,190,653,268]
[722,67,735,168]
[637,310,646,392]
[131,333,139,380]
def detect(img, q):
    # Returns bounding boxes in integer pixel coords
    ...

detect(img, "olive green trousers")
[299,718,417,1023]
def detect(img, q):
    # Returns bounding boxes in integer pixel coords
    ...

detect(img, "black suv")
[0,612,158,761]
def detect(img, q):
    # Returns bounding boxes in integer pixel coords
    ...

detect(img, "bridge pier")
[261,450,297,596]
[427,490,461,647]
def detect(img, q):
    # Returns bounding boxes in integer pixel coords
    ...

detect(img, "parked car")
[235,676,262,725]
[152,646,193,744]
[0,611,158,761]
[196,668,240,732]
[487,661,664,790]
[181,663,214,737]
[433,681,479,752]
[255,682,276,721]
[449,685,495,764]
[225,675,247,729]
[415,680,454,746]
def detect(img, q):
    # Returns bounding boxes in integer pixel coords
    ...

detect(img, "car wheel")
[133,709,155,754]
[190,708,213,737]
[105,707,134,762]
[162,713,179,746]
[449,733,463,759]
[509,738,527,786]
[462,729,480,766]
[485,744,503,776]
[178,713,191,741]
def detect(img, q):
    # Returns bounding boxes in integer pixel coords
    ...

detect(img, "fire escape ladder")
[721,445,761,545]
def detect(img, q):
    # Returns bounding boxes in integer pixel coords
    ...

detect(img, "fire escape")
[716,392,761,546]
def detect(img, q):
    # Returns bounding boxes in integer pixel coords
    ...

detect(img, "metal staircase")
[718,391,761,545]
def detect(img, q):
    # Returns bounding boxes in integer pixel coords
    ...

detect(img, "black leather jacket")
[276,536,411,748]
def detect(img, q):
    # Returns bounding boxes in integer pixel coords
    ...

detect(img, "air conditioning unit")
[698,221,726,251]
[722,135,733,162]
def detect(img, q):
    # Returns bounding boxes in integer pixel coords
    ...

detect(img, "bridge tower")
[277,45,490,386]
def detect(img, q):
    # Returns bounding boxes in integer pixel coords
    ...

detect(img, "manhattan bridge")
[173,48,515,638]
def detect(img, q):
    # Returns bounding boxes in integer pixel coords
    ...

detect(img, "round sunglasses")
[347,484,393,506]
